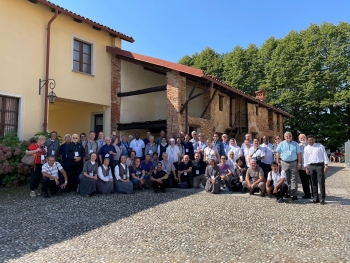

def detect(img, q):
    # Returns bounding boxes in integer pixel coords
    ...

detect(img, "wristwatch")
[65,181,68,184]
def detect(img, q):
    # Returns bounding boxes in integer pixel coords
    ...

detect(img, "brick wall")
[111,57,121,135]
[166,71,186,137]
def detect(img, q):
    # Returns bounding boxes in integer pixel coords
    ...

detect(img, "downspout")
[43,8,58,132]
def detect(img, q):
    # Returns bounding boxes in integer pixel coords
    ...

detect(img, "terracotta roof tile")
[37,0,134,43]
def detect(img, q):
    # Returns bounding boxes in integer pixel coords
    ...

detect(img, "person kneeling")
[178,155,193,188]
[96,158,114,194]
[266,162,288,203]
[42,155,68,198]
[151,162,168,193]
[78,152,98,196]
[114,156,134,194]
[242,159,266,197]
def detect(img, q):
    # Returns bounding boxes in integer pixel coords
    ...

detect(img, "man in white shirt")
[41,155,68,198]
[248,138,265,167]
[303,135,329,205]
[243,139,252,168]
[129,132,145,160]
[266,162,288,203]
[260,135,273,180]
[241,133,253,151]
[298,133,313,199]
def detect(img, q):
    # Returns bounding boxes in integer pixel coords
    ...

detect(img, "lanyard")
[89,141,94,150]
[48,163,56,175]
[99,140,104,147]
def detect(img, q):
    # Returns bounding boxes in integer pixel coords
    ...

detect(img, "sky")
[50,0,350,63]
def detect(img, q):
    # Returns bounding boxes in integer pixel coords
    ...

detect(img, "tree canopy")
[178,22,350,150]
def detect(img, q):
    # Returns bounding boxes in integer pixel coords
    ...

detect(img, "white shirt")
[267,170,288,187]
[241,141,253,151]
[303,143,329,167]
[227,146,242,162]
[298,143,307,169]
[97,165,113,181]
[130,139,145,157]
[42,162,63,180]
[243,147,252,167]
[114,163,130,180]
[166,145,180,163]
[250,146,265,159]
[260,143,273,164]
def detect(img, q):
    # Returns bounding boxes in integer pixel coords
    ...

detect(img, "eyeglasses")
[72,137,78,139]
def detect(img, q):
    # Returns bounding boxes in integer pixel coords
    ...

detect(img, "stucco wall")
[186,85,204,118]
[120,61,167,122]
[0,0,120,138]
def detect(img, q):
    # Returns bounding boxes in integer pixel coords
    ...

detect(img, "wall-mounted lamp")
[39,79,57,104]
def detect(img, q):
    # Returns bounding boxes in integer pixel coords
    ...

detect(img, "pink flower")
[3,146,12,153]
[14,148,21,156]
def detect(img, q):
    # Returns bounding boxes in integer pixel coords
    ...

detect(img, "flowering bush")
[0,132,32,187]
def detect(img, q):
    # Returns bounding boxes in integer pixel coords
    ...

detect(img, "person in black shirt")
[183,134,194,160]
[67,134,85,191]
[150,162,168,193]
[192,153,207,188]
[178,155,193,188]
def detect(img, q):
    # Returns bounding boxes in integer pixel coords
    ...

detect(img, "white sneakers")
[30,190,41,197]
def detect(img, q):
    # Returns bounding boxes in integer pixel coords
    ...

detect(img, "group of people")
[25,130,329,204]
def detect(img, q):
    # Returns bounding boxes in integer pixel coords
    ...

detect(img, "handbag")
[21,154,35,166]
[177,182,188,189]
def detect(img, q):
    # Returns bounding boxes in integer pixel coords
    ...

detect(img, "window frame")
[218,95,224,111]
[0,92,24,139]
[71,35,96,76]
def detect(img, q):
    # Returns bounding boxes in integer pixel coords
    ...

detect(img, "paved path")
[0,163,349,262]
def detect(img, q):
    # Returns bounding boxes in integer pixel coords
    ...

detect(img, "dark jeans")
[42,177,59,194]
[231,181,245,192]
[30,164,42,191]
[261,162,272,181]
[309,163,326,200]
[180,173,193,188]
[299,169,313,197]
[268,184,288,199]
[167,174,176,188]
[67,162,83,191]
[152,180,166,191]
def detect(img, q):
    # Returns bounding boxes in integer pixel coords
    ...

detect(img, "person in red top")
[25,135,47,197]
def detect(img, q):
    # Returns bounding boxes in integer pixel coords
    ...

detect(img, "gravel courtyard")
[1,163,350,263]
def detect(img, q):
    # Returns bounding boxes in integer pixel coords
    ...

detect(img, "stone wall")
[247,102,285,140]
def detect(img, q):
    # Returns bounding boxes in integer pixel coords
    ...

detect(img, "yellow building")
[0,0,133,139]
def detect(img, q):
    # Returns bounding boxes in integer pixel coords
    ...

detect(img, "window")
[277,114,281,132]
[268,110,273,130]
[218,95,224,111]
[73,39,92,74]
[0,96,19,137]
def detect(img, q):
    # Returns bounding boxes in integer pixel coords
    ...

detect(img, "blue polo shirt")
[276,140,301,162]
[99,144,117,163]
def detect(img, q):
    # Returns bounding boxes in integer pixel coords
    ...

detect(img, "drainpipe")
[43,8,58,132]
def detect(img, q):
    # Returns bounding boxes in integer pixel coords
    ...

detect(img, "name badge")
[211,175,215,180]
[89,172,93,177]
[149,150,153,154]
[41,155,45,161]
[287,150,291,156]
[196,170,199,175]
[185,149,189,152]
[123,174,126,180]
[89,149,93,154]
[239,176,243,181]
[184,172,187,175]
[51,150,55,155]
[74,152,79,157]
[105,153,110,157]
